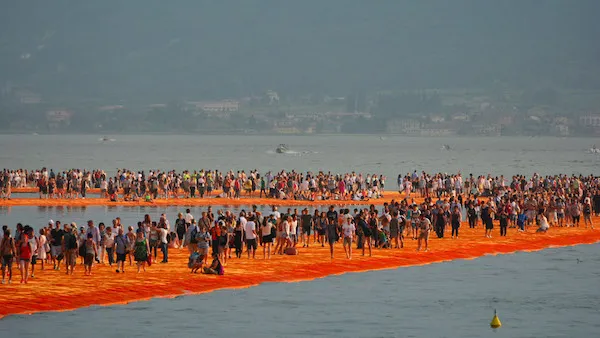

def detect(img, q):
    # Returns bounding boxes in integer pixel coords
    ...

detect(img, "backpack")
[78,242,86,257]
[190,226,198,244]
[67,233,77,250]
[360,219,371,237]
[176,219,186,232]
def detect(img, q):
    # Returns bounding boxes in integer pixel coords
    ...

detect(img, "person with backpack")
[358,211,372,256]
[196,226,211,265]
[185,220,199,253]
[114,227,129,273]
[1,229,16,284]
[62,223,79,275]
[482,202,495,238]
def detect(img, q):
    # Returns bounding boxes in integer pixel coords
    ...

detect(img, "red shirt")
[20,234,32,259]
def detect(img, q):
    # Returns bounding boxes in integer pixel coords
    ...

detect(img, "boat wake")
[99,137,116,142]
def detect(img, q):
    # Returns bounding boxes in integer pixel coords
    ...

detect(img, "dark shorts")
[1,255,13,269]
[262,235,273,243]
[84,253,95,266]
[485,219,494,230]
[31,255,38,265]
[246,239,257,250]
[116,253,127,262]
[302,226,311,234]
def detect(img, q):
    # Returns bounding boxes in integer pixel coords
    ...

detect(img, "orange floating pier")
[1,225,599,319]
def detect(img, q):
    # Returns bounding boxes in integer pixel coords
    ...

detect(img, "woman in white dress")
[37,229,47,270]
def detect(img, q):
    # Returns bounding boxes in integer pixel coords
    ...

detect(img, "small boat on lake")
[276,144,289,154]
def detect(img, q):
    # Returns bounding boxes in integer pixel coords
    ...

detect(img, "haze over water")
[2,134,599,178]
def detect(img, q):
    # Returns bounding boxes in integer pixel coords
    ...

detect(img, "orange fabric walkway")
[1,225,599,319]
[0,191,407,207]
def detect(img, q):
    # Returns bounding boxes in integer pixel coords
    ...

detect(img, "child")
[188,252,204,273]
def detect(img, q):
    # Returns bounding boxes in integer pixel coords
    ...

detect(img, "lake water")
[0,205,283,230]
[1,244,599,337]
[1,134,599,179]
[1,134,599,336]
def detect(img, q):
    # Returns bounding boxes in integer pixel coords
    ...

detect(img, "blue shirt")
[115,234,129,254]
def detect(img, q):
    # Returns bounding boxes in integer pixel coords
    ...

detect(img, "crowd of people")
[0,168,387,202]
[2,170,599,285]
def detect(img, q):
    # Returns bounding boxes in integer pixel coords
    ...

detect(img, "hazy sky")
[1,0,599,100]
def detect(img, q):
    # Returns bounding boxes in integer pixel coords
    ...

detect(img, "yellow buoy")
[490,309,502,329]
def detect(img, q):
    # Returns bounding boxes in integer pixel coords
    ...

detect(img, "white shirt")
[162,219,171,232]
[29,235,38,254]
[290,220,298,235]
[270,211,281,219]
[104,232,116,248]
[185,213,194,224]
[262,223,272,237]
[159,228,168,244]
[244,221,256,240]
[239,216,248,229]
[281,220,290,236]
[342,224,355,238]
